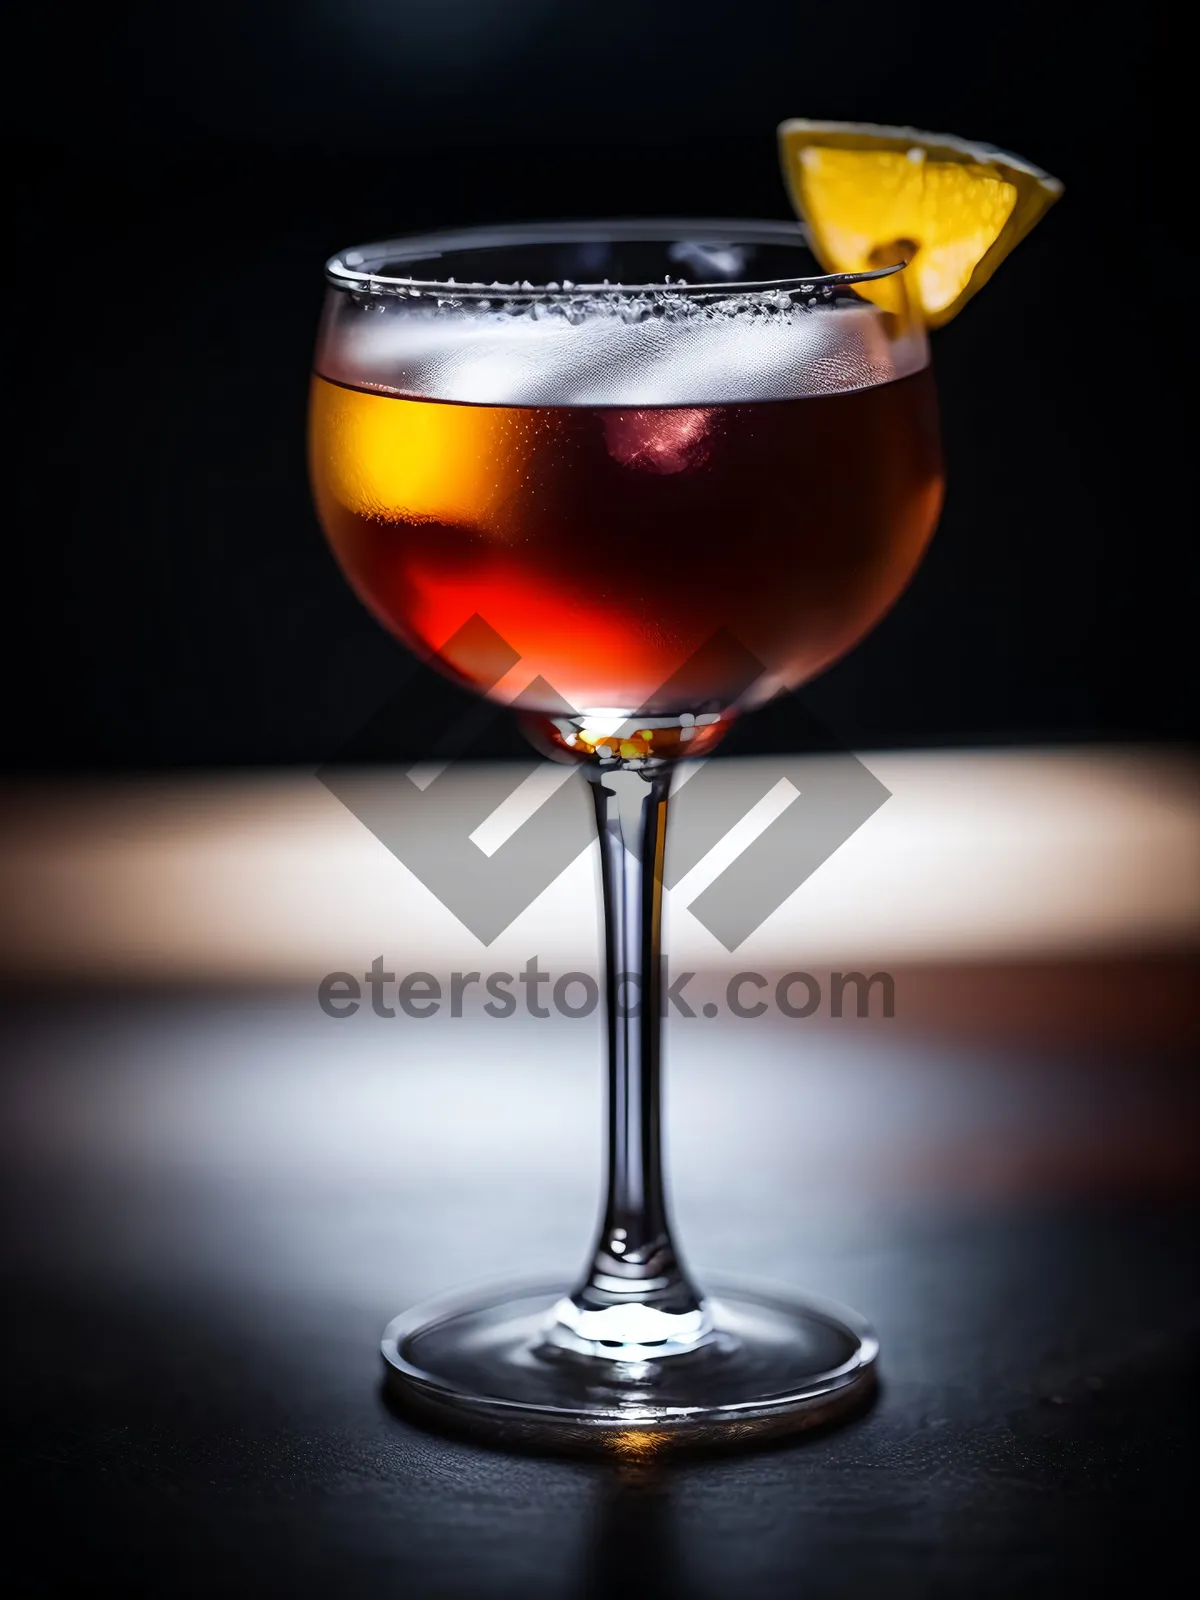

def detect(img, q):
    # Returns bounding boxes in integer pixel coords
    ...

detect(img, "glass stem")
[552,764,710,1358]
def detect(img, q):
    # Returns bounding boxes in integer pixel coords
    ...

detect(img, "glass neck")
[547,765,712,1362]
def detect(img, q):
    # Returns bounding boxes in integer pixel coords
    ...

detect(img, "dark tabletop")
[4,990,1196,1598]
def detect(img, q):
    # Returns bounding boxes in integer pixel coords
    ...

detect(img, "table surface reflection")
[4,984,1195,1598]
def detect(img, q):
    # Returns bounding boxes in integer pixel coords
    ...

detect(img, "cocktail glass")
[309,221,943,1448]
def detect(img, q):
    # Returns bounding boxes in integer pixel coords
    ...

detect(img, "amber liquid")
[309,370,943,714]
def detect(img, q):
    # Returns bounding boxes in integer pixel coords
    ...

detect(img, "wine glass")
[309,221,943,1449]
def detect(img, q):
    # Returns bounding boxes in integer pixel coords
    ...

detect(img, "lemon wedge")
[778,119,1063,327]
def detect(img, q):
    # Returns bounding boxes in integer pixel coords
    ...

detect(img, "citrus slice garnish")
[778,119,1063,327]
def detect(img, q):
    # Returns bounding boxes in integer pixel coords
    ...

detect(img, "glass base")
[382,1278,878,1454]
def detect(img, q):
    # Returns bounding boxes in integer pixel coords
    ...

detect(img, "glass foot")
[382,1278,877,1453]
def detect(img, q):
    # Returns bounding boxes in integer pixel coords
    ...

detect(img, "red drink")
[309,369,942,716]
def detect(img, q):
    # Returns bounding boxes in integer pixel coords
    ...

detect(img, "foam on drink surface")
[316,288,928,408]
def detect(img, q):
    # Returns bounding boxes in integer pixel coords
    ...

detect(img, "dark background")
[7,16,1196,1597]
[13,1,1179,770]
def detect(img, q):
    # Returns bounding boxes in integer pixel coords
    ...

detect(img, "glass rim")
[324,217,905,300]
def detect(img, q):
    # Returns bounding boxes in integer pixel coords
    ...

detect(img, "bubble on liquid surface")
[316,289,929,407]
